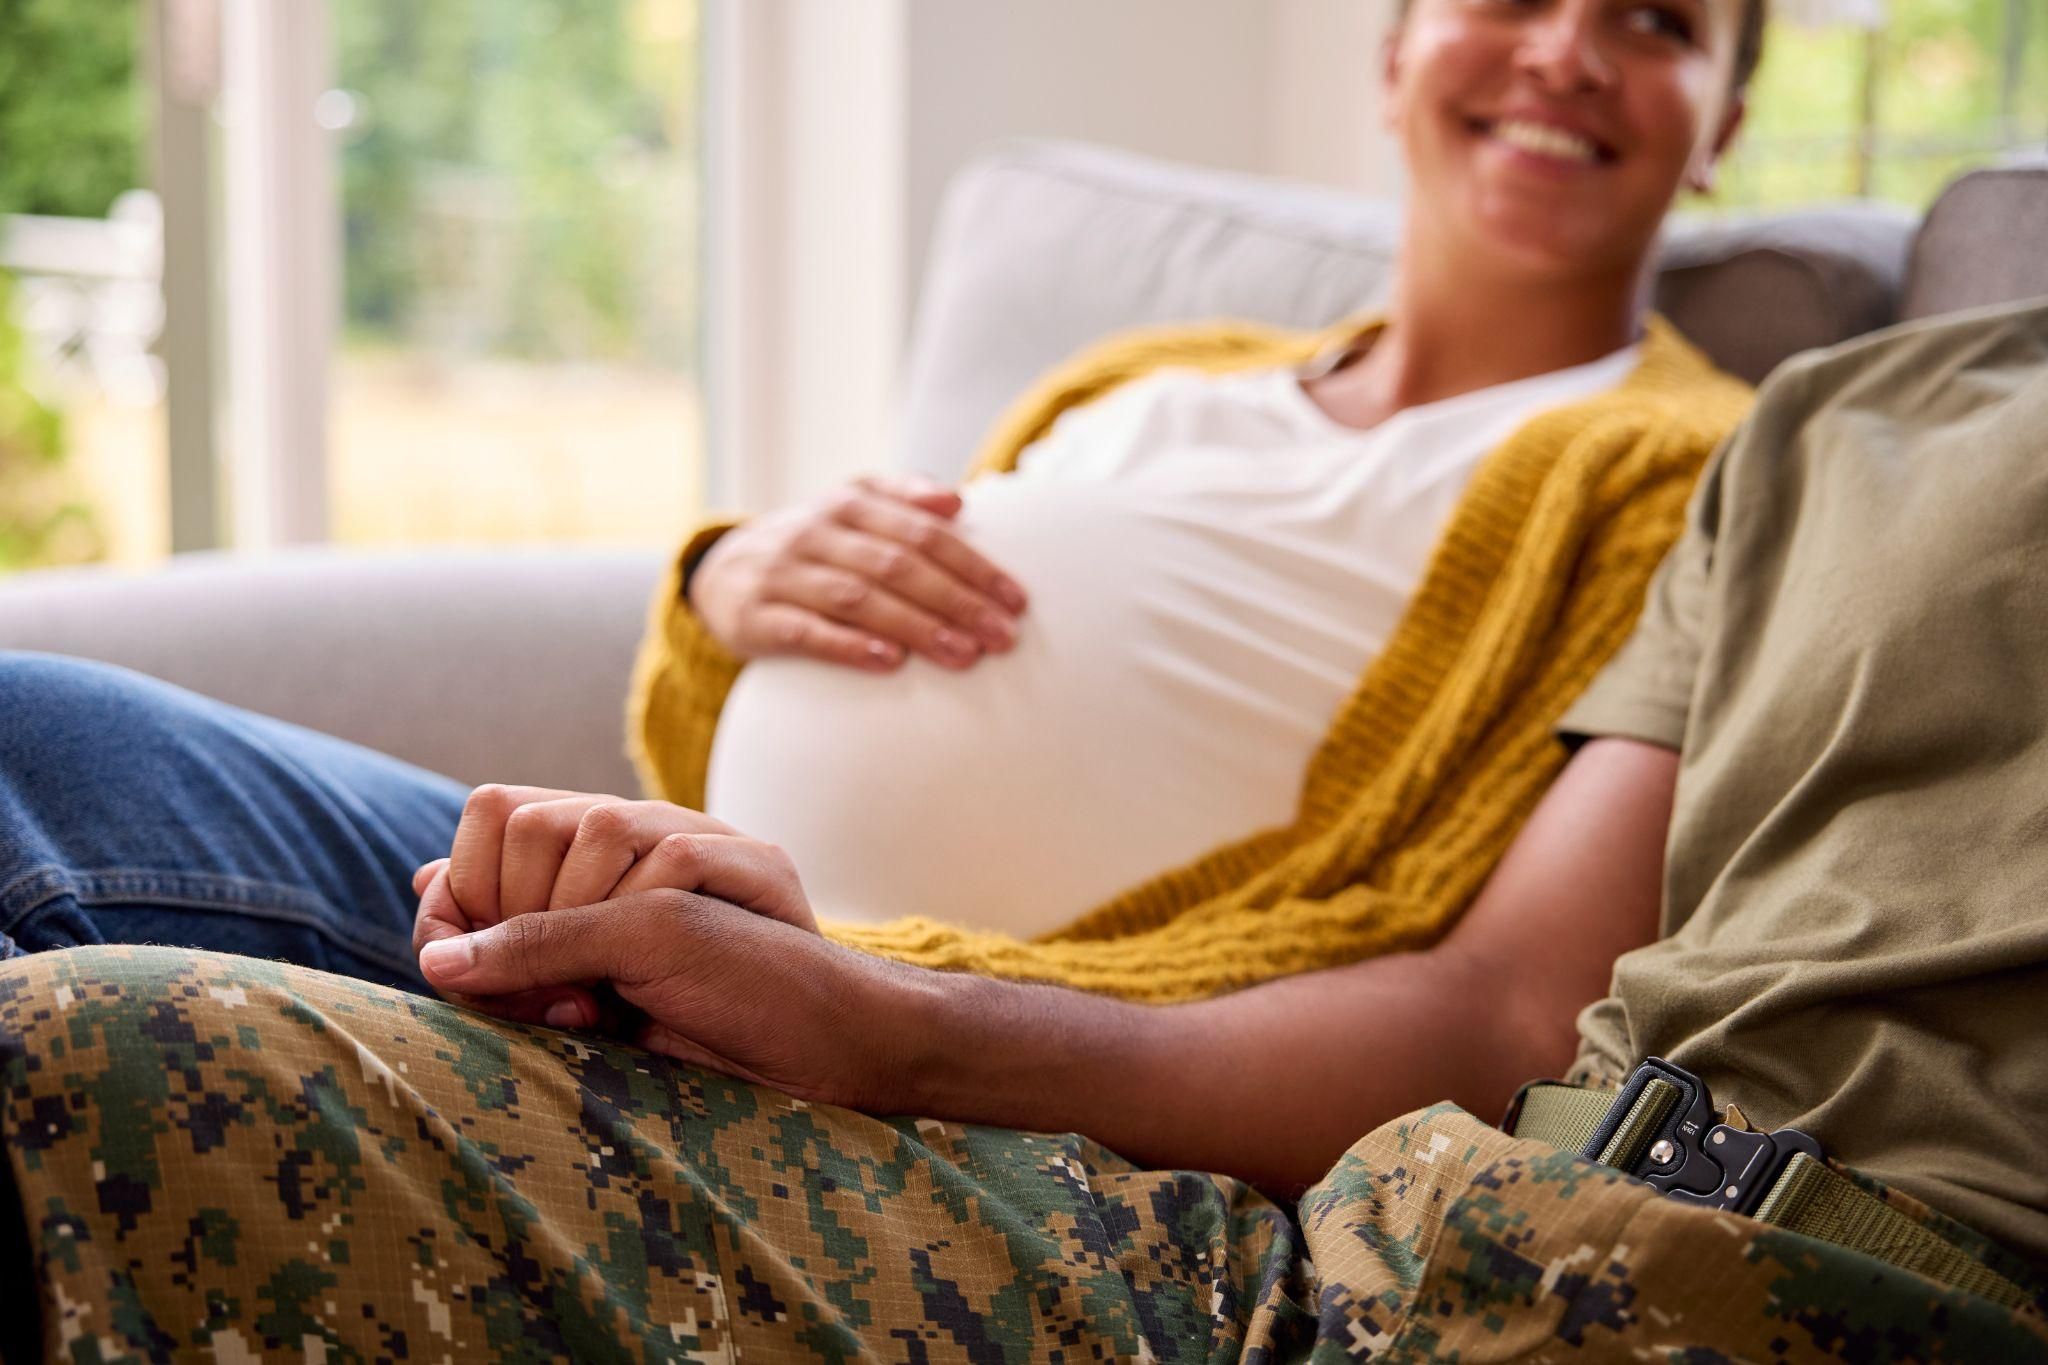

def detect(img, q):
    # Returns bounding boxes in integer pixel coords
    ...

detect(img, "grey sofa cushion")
[898,140,1917,482]
[1652,206,1914,386]
[896,141,1402,485]
[1901,156,2048,321]
[0,548,665,794]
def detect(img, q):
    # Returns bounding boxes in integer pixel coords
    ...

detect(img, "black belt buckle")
[1588,1058,1824,1217]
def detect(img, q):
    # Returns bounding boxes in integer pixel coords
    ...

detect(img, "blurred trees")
[335,0,702,368]
[1,0,2036,352]
[0,0,131,569]
[0,271,101,570]
[0,0,699,366]
[0,0,143,218]
[1717,0,2048,208]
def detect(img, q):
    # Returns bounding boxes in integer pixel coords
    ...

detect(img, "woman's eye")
[1623,4,1696,42]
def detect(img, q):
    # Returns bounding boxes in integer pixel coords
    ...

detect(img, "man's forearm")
[886,739,1677,1195]
[894,940,1548,1196]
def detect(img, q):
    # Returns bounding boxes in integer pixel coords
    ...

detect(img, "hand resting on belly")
[690,472,1029,671]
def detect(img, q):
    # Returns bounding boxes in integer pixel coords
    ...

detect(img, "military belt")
[1504,1056,2035,1311]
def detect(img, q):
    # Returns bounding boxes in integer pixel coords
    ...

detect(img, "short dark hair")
[1393,0,1770,96]
[1731,0,1767,95]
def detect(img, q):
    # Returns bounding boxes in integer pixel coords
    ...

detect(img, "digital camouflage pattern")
[2,947,2043,1363]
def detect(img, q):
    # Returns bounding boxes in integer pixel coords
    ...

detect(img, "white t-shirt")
[705,346,1639,933]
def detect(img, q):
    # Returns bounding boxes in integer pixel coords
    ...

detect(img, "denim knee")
[0,650,461,988]
[0,651,189,786]
[0,652,229,864]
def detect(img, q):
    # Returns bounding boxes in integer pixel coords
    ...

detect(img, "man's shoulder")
[1750,296,2048,425]
[1705,296,2048,496]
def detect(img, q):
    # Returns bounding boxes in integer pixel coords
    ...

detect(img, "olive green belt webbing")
[1507,1066,2036,1313]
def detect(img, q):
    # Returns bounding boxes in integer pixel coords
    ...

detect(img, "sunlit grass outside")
[59,358,705,565]
[327,0,706,553]
[61,395,162,566]
[331,348,701,548]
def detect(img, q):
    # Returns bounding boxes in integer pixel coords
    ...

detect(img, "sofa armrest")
[0,548,667,794]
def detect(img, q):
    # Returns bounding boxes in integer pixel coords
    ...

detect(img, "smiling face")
[1386,0,1749,283]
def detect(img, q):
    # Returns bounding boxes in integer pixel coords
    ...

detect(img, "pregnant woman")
[7,0,1759,1004]
[622,0,1761,997]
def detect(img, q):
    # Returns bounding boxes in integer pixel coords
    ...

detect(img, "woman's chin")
[1463,210,1651,284]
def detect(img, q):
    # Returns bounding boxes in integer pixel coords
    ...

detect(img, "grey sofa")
[3,142,2044,796]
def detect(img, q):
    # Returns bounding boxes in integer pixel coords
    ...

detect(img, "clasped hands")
[411,785,923,1111]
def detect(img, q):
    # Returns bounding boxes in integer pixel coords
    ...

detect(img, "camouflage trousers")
[1,948,2042,1364]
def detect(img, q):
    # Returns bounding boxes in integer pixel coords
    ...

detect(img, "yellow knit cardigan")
[626,314,1751,1003]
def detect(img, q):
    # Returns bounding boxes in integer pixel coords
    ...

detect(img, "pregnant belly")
[703,478,1357,935]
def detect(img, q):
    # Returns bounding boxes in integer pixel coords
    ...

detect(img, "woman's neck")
[1309,243,1645,432]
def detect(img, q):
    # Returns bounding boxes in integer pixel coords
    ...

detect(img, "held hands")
[419,784,817,938]
[411,786,917,1109]
[410,784,815,1031]
[688,473,1028,671]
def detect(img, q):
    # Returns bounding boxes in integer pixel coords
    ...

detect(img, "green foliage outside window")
[0,0,143,218]
[335,1,702,367]
[0,271,101,572]
[0,0,132,569]
[0,0,700,369]
[1717,0,2048,209]
[0,0,2035,359]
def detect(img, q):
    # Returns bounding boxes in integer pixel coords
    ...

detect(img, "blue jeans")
[0,651,468,991]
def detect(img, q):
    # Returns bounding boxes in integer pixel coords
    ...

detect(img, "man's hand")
[689,473,1028,671]
[416,888,930,1113]
[421,784,818,932]
[411,785,820,1030]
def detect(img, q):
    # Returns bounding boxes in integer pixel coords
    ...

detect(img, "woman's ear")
[1381,24,1409,131]
[1687,94,1747,195]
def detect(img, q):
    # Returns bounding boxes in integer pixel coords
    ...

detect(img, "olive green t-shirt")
[1559,299,2048,1269]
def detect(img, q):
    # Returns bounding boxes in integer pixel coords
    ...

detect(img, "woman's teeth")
[1490,119,1601,164]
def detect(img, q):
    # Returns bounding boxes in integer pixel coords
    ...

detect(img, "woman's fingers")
[765,561,977,669]
[546,801,741,913]
[611,832,818,932]
[412,862,471,955]
[461,987,604,1031]
[633,1021,775,1089]
[441,785,768,1026]
[838,484,1027,616]
[486,792,747,921]
[808,515,1020,652]
[690,474,1024,673]
[740,602,906,670]
[850,472,962,514]
[411,857,448,898]
[496,794,616,922]
[447,784,590,926]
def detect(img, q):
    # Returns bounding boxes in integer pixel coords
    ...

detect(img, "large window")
[330,1,704,547]
[2,1,2041,574]
[0,0,704,570]
[0,0,162,568]
[1717,0,2046,209]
